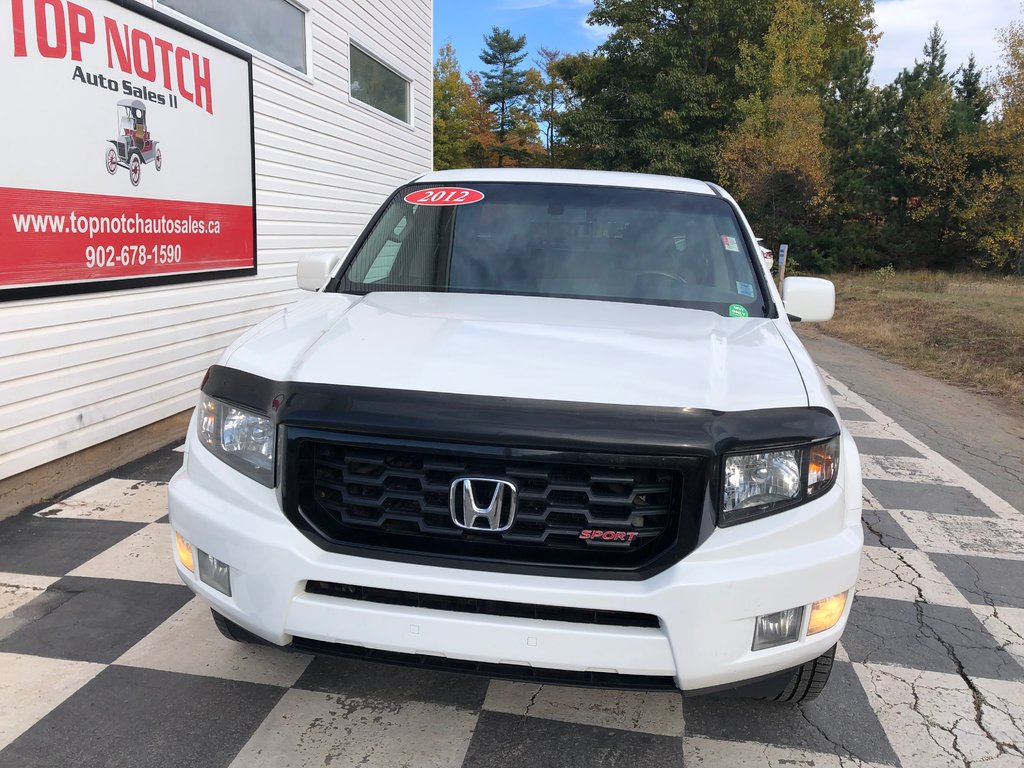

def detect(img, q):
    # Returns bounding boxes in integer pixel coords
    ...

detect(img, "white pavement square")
[35,478,168,524]
[482,680,684,737]
[68,522,181,584]
[228,688,479,768]
[115,597,314,688]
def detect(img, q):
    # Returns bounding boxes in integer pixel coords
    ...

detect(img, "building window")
[159,0,306,72]
[350,45,410,123]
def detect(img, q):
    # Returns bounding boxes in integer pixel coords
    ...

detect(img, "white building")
[0,0,433,504]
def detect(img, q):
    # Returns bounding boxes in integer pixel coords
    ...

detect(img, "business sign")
[0,0,255,300]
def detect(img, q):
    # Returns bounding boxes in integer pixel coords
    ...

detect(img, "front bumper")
[169,427,862,692]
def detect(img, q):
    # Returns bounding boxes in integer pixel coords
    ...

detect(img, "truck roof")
[415,168,717,196]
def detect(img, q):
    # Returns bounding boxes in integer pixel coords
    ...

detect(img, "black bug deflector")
[202,365,840,458]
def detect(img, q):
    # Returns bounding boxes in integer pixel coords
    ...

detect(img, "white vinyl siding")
[0,0,432,481]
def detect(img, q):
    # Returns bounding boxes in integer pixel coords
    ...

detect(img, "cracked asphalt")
[0,342,1022,767]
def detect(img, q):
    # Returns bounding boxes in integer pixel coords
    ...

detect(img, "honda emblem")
[449,477,517,532]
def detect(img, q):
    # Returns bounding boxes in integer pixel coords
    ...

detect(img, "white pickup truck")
[169,168,862,702]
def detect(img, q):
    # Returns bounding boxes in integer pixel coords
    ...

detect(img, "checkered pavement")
[1,372,1022,768]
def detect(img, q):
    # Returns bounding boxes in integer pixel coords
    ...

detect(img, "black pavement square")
[0,665,285,768]
[865,479,993,517]
[0,576,193,664]
[855,437,923,458]
[110,446,184,483]
[841,596,1024,681]
[862,507,916,550]
[0,517,144,576]
[685,661,899,766]
[295,654,491,710]
[839,407,872,422]
[930,553,1024,610]
[462,710,683,768]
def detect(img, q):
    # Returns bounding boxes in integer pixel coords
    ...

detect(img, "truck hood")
[223,292,808,411]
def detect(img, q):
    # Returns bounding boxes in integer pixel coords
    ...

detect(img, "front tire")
[768,645,836,703]
[155,148,162,171]
[129,153,141,186]
[105,147,117,175]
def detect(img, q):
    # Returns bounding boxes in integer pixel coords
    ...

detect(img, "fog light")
[753,606,804,650]
[174,532,194,572]
[197,548,232,596]
[808,592,847,635]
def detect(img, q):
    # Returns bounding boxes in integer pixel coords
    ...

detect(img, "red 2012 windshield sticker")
[404,187,485,206]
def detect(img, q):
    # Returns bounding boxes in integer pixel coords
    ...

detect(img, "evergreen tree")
[479,27,532,166]
[922,23,949,87]
[822,44,886,267]
[556,0,774,179]
[954,54,993,128]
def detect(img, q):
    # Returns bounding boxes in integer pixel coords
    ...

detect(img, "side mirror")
[296,252,341,292]
[782,277,835,322]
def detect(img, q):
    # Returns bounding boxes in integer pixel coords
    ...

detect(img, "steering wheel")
[634,270,688,285]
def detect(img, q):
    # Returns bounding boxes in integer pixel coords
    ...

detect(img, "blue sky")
[434,0,1021,86]
[434,0,608,74]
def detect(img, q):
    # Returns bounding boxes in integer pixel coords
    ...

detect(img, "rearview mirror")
[782,277,835,322]
[296,252,341,292]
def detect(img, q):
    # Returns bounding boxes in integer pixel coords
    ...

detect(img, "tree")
[464,71,497,167]
[958,19,1024,272]
[954,54,993,129]
[812,0,879,65]
[719,0,831,267]
[479,27,535,166]
[432,41,474,170]
[534,47,567,166]
[821,44,887,267]
[557,0,774,179]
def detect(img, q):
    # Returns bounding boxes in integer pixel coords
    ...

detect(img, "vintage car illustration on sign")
[105,99,162,187]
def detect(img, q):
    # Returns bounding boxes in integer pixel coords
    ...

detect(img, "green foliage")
[433,41,474,170]
[953,54,992,129]
[430,3,1024,275]
[555,0,774,179]
[719,0,830,248]
[534,47,568,166]
[478,27,542,166]
[875,264,896,280]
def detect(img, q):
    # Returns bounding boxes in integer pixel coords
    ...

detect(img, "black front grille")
[306,581,661,628]
[285,430,705,577]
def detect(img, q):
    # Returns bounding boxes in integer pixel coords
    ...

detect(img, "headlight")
[197,394,275,487]
[721,437,839,525]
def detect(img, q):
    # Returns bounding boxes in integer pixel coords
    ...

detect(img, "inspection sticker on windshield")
[728,304,750,318]
[721,235,740,252]
[404,187,485,206]
[736,281,755,298]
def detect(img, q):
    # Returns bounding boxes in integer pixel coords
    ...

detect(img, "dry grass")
[816,271,1024,406]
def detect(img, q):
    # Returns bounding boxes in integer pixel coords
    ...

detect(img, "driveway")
[0,368,1021,767]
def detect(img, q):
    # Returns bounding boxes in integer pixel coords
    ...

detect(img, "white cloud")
[579,15,613,43]
[871,0,1021,84]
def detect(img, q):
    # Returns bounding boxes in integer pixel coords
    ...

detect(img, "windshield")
[334,182,769,317]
